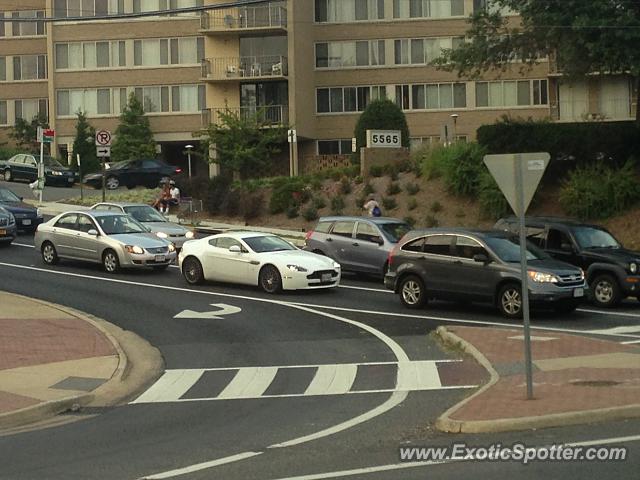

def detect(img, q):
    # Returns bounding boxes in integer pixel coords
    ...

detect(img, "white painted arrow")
[174,303,242,319]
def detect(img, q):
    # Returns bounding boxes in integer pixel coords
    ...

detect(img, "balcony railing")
[201,105,289,127]
[200,3,287,32]
[202,56,288,81]
[554,98,632,121]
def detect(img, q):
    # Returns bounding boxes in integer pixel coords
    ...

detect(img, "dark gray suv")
[385,228,587,318]
[305,216,411,276]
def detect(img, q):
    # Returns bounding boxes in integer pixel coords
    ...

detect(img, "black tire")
[153,264,170,271]
[554,300,579,315]
[126,184,136,190]
[102,249,120,273]
[590,273,621,308]
[182,257,204,285]
[3,169,12,182]
[259,264,282,294]
[398,275,427,309]
[41,242,59,265]
[105,176,120,190]
[497,283,523,319]
[0,241,11,247]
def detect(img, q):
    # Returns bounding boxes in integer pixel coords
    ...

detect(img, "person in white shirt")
[166,180,180,211]
[363,195,381,217]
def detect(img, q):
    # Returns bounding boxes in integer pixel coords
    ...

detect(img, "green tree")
[71,111,100,174]
[111,93,157,162]
[196,108,287,179]
[354,99,410,153]
[434,0,640,124]
[9,113,49,152]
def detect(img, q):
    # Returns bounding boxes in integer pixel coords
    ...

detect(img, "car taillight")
[388,244,399,268]
[175,168,182,174]
[305,230,313,241]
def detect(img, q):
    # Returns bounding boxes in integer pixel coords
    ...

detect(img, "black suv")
[385,228,587,318]
[83,159,182,190]
[495,217,640,308]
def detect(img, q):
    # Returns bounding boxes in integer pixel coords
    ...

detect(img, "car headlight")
[51,171,63,176]
[125,245,145,254]
[630,262,638,274]
[168,243,176,252]
[333,261,341,269]
[156,231,168,239]
[580,269,585,280]
[8,214,15,225]
[185,231,195,239]
[287,264,308,272]
[36,208,42,217]
[528,270,559,283]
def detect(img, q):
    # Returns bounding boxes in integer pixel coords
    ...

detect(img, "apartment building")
[1,0,637,174]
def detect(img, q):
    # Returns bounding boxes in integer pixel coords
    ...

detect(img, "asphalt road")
[0,233,639,480]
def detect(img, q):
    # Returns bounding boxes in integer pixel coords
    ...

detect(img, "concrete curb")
[434,326,640,433]
[0,394,93,430]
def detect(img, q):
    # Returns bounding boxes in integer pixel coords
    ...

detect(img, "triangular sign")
[483,153,550,216]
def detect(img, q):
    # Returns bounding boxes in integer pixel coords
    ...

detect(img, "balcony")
[200,3,287,34]
[201,105,289,127]
[553,98,632,122]
[201,56,288,82]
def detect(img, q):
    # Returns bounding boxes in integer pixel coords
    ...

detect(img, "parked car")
[0,187,43,233]
[385,228,587,318]
[35,211,177,273]
[0,206,17,245]
[304,216,411,276]
[83,159,182,190]
[179,232,341,293]
[495,216,640,307]
[0,154,76,187]
[90,202,195,249]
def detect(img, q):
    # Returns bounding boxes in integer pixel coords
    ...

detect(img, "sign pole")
[38,136,44,205]
[77,154,83,202]
[515,154,534,400]
[102,156,106,202]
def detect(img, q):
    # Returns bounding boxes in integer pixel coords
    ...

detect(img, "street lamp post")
[450,113,459,144]
[185,144,194,178]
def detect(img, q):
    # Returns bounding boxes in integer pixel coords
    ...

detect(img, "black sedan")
[0,187,44,233]
[0,206,17,245]
[0,154,76,187]
[83,159,182,190]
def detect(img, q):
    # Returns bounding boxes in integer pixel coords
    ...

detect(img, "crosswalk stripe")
[586,326,640,335]
[397,360,442,390]
[305,364,358,396]
[132,369,204,404]
[217,367,279,399]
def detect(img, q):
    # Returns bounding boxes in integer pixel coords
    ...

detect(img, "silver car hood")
[143,222,188,235]
[109,232,171,248]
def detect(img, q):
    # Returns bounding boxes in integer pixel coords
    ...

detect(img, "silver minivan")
[304,216,411,276]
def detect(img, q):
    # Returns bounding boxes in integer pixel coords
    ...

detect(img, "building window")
[393,0,464,19]
[134,37,203,67]
[475,79,548,107]
[0,101,7,125]
[54,0,124,17]
[316,40,385,68]
[15,99,48,121]
[133,0,203,14]
[317,139,353,155]
[56,41,126,70]
[12,55,47,81]
[397,82,466,109]
[317,85,386,113]
[315,0,384,23]
[394,37,464,65]
[0,13,5,37]
[0,57,5,81]
[10,10,45,36]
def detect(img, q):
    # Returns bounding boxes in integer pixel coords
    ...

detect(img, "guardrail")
[201,55,288,81]
[200,4,287,31]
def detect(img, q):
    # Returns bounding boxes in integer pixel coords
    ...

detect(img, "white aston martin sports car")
[178,232,341,293]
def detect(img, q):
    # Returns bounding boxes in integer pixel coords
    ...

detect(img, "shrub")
[369,165,384,177]
[310,177,323,191]
[425,214,439,228]
[455,208,466,218]
[385,164,400,181]
[0,146,22,160]
[269,177,309,214]
[331,195,345,214]
[407,197,418,211]
[559,160,640,220]
[356,194,367,209]
[302,206,318,221]
[222,188,241,216]
[386,181,402,196]
[478,172,510,220]
[354,175,364,184]
[312,195,326,209]
[330,169,343,181]
[430,201,443,213]
[382,197,397,210]
[353,99,410,152]
[422,142,487,196]
[405,182,420,195]
[240,191,263,220]
[286,205,299,218]
[404,216,416,227]
[339,176,352,194]
[363,182,375,195]
[203,175,233,215]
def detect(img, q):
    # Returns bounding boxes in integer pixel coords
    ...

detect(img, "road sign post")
[287,129,297,177]
[36,127,54,205]
[95,131,111,202]
[484,152,550,400]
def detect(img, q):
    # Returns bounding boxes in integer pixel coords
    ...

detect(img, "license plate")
[155,255,165,262]
[0,229,5,235]
[22,219,31,226]
[321,273,332,282]
[573,288,584,298]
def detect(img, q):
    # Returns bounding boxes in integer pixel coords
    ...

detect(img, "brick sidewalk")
[437,326,640,433]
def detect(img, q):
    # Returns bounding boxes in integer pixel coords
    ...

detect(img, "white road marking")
[508,335,558,342]
[12,242,35,249]
[397,360,442,390]
[173,303,242,319]
[621,339,640,345]
[338,284,390,293]
[585,325,640,335]
[305,364,356,396]
[132,370,203,404]
[578,307,640,319]
[218,366,279,399]
[142,451,263,480]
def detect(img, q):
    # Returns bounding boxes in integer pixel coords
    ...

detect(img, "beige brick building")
[1,0,637,174]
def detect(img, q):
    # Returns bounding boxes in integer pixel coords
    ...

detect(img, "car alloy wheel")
[591,274,621,307]
[105,176,120,190]
[41,242,59,265]
[3,170,11,182]
[259,265,282,294]
[399,275,426,309]
[499,284,522,318]
[183,257,204,285]
[103,250,120,273]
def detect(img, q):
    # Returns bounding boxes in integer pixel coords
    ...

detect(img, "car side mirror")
[229,245,242,253]
[87,229,99,236]
[560,243,574,252]
[473,253,490,264]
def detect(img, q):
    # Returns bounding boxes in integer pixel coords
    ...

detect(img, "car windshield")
[95,214,147,235]
[110,161,133,170]
[124,206,166,223]
[572,227,620,249]
[0,189,21,203]
[379,222,411,243]
[485,235,548,262]
[244,236,296,253]
[43,156,64,168]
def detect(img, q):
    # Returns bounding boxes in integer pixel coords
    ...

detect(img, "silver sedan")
[34,211,177,273]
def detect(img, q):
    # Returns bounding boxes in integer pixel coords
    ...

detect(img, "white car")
[179,232,341,292]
